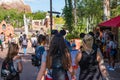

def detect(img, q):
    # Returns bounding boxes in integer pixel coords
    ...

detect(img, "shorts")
[72,65,78,70]
[45,75,52,80]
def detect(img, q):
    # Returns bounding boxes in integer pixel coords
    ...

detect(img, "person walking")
[0,37,3,51]
[76,34,110,80]
[108,34,117,71]
[22,34,28,55]
[31,34,46,70]
[30,33,37,50]
[36,34,75,80]
[70,43,79,79]
[1,43,23,80]
[19,32,23,49]
[0,32,5,51]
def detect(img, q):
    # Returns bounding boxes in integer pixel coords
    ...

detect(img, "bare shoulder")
[77,50,82,55]
[76,51,82,60]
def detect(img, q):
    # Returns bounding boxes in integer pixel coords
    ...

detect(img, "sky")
[24,0,65,13]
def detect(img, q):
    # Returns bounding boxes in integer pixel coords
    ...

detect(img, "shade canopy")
[98,16,120,27]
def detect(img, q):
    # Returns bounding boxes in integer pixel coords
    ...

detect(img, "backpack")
[1,59,18,79]
[32,40,37,47]
[31,46,45,66]
[19,36,23,42]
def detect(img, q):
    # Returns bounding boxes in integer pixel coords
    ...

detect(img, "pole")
[50,0,52,35]
[23,9,28,36]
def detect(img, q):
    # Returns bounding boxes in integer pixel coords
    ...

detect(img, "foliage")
[63,0,120,40]
[32,11,46,20]
[76,0,103,31]
[65,33,79,40]
[54,16,65,24]
[63,0,74,33]
[111,0,120,17]
[0,7,46,28]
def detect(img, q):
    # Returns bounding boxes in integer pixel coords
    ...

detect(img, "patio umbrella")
[98,15,120,27]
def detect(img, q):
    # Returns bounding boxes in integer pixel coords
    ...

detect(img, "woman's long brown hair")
[46,35,71,70]
[5,43,19,62]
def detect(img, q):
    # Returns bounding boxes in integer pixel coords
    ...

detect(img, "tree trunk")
[103,0,110,21]
[74,0,77,27]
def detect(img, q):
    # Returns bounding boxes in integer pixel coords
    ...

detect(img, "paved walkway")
[0,45,120,80]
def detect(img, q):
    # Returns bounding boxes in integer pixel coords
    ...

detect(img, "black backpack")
[1,59,18,79]
[19,36,23,42]
[32,40,37,47]
[31,46,45,66]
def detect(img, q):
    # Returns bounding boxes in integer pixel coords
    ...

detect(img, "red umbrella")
[98,15,120,27]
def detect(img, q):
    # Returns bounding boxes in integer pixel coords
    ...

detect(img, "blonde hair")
[82,34,93,49]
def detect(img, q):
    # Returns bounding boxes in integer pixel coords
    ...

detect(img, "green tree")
[0,7,46,28]
[54,16,65,24]
[76,0,103,32]
[63,0,74,33]
[32,11,46,20]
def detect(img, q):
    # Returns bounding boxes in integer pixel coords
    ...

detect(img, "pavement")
[0,44,120,80]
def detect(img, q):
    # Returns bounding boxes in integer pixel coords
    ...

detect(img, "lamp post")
[49,0,60,35]
[50,0,52,35]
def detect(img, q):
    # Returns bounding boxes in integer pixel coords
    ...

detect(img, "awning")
[98,15,120,27]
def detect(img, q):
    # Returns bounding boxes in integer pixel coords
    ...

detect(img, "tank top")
[79,45,103,80]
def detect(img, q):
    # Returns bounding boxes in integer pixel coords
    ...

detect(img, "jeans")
[23,48,27,55]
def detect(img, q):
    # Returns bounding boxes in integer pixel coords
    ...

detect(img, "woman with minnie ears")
[36,34,75,80]
[76,34,110,80]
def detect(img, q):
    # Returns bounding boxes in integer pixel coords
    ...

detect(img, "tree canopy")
[0,7,46,28]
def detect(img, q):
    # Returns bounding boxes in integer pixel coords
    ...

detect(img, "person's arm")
[36,51,47,80]
[66,52,75,80]
[75,51,82,66]
[15,56,23,73]
[36,62,46,80]
[17,60,23,73]
[97,49,110,80]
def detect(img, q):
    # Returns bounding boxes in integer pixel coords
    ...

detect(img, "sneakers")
[108,67,115,71]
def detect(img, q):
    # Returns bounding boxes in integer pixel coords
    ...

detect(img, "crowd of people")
[0,28,118,80]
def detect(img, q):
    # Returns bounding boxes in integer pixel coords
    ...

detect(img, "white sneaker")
[108,67,115,71]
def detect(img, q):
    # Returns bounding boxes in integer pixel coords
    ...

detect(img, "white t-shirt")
[31,37,37,44]
[11,38,16,43]
[22,39,28,45]
[0,34,5,42]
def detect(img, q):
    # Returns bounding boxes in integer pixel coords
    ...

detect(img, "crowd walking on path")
[0,28,119,80]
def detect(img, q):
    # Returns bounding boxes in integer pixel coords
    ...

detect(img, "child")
[22,34,28,55]
[32,35,46,69]
[1,43,23,80]
[70,43,79,79]
[34,34,46,80]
